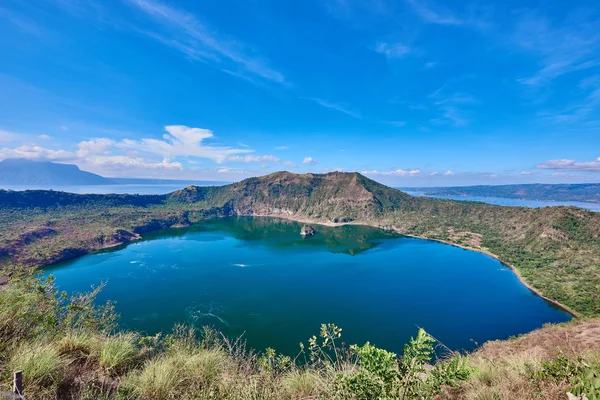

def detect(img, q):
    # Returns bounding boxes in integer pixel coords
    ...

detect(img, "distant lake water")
[403,191,600,212]
[43,217,570,356]
[0,182,225,195]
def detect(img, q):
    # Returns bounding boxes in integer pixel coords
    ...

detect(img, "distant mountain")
[0,159,113,186]
[0,160,229,187]
[402,183,600,204]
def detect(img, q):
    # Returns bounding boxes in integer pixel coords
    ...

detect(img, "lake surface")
[403,191,600,212]
[44,217,570,356]
[0,182,225,195]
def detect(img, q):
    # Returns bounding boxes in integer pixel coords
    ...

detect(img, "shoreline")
[254,213,581,319]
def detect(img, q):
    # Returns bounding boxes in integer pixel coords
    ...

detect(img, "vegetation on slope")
[1,171,599,317]
[2,275,599,400]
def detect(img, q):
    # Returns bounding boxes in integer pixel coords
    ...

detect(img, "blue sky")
[0,0,599,185]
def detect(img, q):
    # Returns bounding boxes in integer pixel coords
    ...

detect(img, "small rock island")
[300,224,316,236]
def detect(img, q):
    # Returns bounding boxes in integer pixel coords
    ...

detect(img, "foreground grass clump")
[100,332,140,371]
[1,275,599,400]
[9,341,64,388]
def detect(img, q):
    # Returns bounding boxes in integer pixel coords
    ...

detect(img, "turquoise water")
[44,217,571,356]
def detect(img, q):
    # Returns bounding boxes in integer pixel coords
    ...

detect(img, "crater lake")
[43,216,571,356]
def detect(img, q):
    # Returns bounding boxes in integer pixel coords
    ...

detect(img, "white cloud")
[60,125,69,131]
[227,154,279,163]
[444,170,454,175]
[375,42,410,58]
[362,169,421,176]
[76,138,115,157]
[117,125,251,163]
[227,154,297,168]
[302,156,318,165]
[37,134,51,140]
[537,157,600,171]
[275,145,289,150]
[307,98,361,119]
[520,171,533,175]
[0,125,286,179]
[0,145,74,161]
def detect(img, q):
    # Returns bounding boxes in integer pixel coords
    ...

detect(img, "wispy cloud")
[307,98,361,119]
[381,120,406,127]
[227,154,297,168]
[514,10,600,86]
[119,0,286,85]
[537,157,600,171]
[404,0,463,26]
[0,130,22,142]
[375,42,410,58]
[362,169,421,176]
[427,86,478,126]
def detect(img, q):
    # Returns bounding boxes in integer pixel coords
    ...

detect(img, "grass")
[99,333,140,371]
[281,369,326,398]
[122,355,185,400]
[56,330,99,356]
[8,341,64,388]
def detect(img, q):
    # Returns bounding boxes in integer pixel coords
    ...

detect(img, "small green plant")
[569,365,600,400]
[259,347,293,372]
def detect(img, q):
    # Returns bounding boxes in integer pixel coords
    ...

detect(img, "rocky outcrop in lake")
[300,225,316,236]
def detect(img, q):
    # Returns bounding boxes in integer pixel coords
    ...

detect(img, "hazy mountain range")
[404,183,600,204]
[0,159,225,187]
